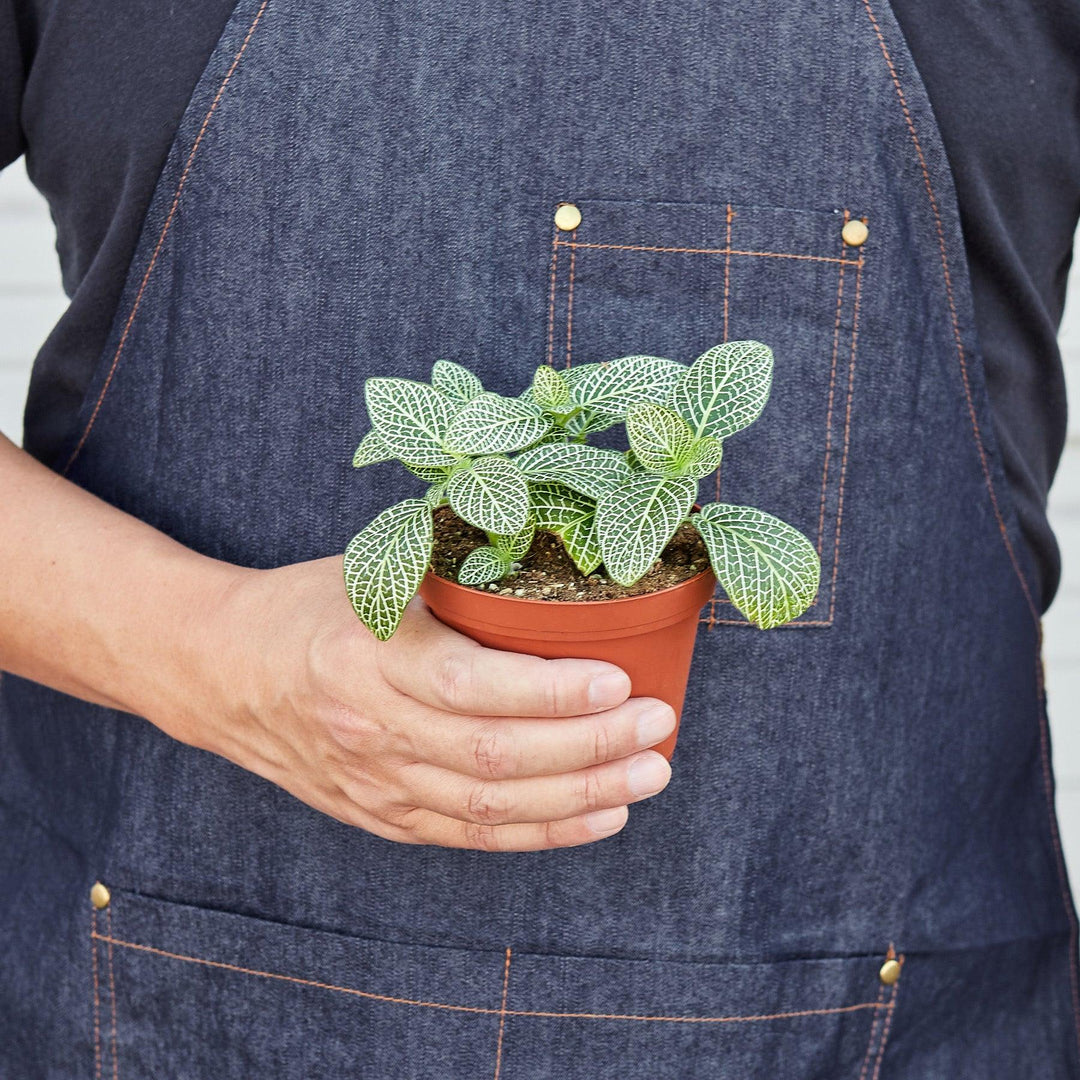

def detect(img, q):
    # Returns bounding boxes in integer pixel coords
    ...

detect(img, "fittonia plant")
[345,342,820,640]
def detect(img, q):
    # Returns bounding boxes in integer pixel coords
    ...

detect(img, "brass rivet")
[90,882,111,910]
[878,958,901,985]
[842,218,869,247]
[554,203,582,232]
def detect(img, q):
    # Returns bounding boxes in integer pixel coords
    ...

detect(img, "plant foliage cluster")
[346,342,820,639]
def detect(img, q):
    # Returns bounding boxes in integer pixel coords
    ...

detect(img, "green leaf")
[405,462,452,482]
[595,475,697,586]
[682,436,724,480]
[564,408,622,437]
[423,481,447,508]
[625,402,696,476]
[352,429,393,468]
[692,503,820,628]
[492,520,535,560]
[446,456,530,534]
[568,355,686,417]
[530,482,603,575]
[365,378,457,466]
[443,393,552,455]
[530,366,571,410]
[343,499,433,641]
[669,340,773,440]
[458,546,512,585]
[514,443,630,500]
[431,360,484,403]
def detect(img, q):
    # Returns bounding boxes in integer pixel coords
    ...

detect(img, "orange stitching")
[858,0,1037,625]
[703,255,861,632]
[713,203,735,513]
[552,239,859,265]
[870,962,903,1080]
[565,232,577,369]
[61,0,271,476]
[857,981,887,1080]
[827,254,863,622]
[91,909,102,1080]
[90,933,883,1024]
[816,213,848,555]
[721,204,734,344]
[545,225,559,367]
[107,906,119,1080]
[493,947,511,1080]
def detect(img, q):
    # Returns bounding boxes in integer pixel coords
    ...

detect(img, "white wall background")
[2,160,1079,876]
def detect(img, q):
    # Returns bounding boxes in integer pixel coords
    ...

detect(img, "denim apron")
[2,0,1079,1075]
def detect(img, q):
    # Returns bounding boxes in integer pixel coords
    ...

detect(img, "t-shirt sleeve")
[0,1,30,170]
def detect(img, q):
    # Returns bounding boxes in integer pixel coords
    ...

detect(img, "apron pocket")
[543,196,866,628]
[92,884,899,1078]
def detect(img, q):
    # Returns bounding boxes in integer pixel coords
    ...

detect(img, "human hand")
[177,556,676,851]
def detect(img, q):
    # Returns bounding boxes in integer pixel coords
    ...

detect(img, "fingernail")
[628,752,671,797]
[636,705,675,746]
[588,671,630,710]
[586,807,627,834]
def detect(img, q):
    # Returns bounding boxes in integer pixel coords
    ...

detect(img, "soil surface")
[429,505,711,601]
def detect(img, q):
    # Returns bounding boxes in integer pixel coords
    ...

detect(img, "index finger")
[377,599,631,717]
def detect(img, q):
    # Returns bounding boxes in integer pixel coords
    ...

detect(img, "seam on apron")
[869,968,902,1080]
[708,202,736,530]
[91,908,103,1080]
[552,240,860,265]
[816,211,849,551]
[89,931,886,1024]
[856,981,887,1080]
[492,947,511,1080]
[564,230,578,369]
[106,905,120,1080]
[859,0,1080,1062]
[61,0,272,477]
[545,224,560,368]
[825,251,864,624]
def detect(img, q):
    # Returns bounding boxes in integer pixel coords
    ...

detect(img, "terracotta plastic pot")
[418,566,716,762]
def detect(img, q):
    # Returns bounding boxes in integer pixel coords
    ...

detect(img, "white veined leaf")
[446,456,530,534]
[669,340,774,440]
[514,443,630,500]
[365,378,457,466]
[595,474,697,586]
[492,520,535,560]
[343,499,433,641]
[568,355,686,416]
[352,429,394,468]
[431,359,484,403]
[625,402,696,476]
[692,502,820,628]
[564,408,622,437]
[443,393,552,455]
[681,435,724,480]
[530,482,603,575]
[458,545,512,585]
[405,462,452,482]
[423,481,447,508]
[530,365,571,410]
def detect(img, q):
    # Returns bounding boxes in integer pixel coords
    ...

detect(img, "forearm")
[0,432,246,733]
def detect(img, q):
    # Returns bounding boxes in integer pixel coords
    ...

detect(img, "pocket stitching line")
[92,929,888,1025]
[106,905,120,1080]
[90,908,103,1080]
